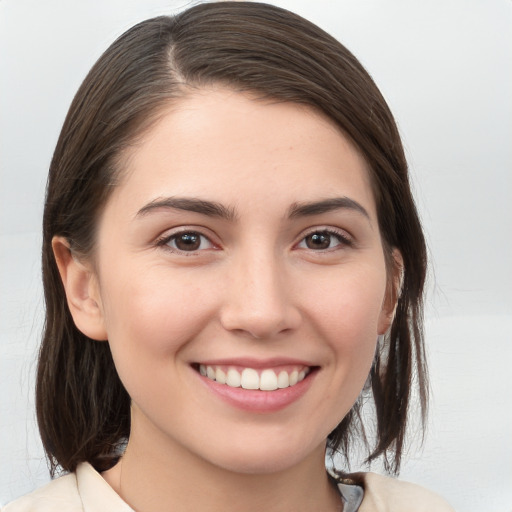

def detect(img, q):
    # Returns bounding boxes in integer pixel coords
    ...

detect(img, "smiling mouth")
[195,364,313,391]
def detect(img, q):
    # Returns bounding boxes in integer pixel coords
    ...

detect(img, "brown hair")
[37,1,427,477]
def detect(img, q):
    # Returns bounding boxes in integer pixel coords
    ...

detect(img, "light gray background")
[1,1,511,510]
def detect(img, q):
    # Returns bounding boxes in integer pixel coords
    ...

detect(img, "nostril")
[219,304,302,340]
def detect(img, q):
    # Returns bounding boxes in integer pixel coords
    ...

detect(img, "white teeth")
[226,368,241,388]
[241,368,259,390]
[277,370,289,388]
[260,369,278,390]
[199,365,310,391]
[215,367,226,384]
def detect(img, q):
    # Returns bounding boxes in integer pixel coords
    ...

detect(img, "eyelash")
[155,227,353,255]
[155,229,217,255]
[295,228,353,252]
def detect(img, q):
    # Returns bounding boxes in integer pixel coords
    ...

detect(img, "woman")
[3,2,453,510]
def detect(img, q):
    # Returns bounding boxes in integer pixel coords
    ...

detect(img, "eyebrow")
[288,197,370,220]
[136,195,370,223]
[136,197,237,220]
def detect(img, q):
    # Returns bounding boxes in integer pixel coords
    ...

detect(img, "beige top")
[2,462,455,512]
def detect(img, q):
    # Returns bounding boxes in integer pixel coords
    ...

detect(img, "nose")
[219,251,302,339]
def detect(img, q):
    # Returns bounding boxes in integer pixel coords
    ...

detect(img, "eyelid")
[294,226,354,250]
[155,226,220,254]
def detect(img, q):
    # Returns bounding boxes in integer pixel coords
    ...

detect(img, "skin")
[54,88,399,512]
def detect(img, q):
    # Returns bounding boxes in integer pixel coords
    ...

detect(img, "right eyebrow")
[135,196,237,221]
[288,197,371,221]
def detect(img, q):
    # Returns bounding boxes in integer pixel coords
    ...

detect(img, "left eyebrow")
[287,197,371,221]
[136,196,237,221]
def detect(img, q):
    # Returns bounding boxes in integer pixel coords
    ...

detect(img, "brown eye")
[304,232,331,250]
[164,232,214,252]
[298,230,351,251]
[175,233,200,251]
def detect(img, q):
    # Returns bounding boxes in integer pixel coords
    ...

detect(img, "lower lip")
[197,369,316,413]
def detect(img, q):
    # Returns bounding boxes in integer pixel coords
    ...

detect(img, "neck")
[102,417,341,512]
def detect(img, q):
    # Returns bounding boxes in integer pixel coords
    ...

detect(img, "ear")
[378,248,404,335]
[52,236,108,341]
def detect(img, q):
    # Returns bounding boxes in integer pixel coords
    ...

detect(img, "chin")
[201,436,324,476]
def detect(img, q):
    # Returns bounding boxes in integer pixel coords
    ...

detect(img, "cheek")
[100,267,218,366]
[99,269,221,415]
[303,264,386,389]
[306,264,387,339]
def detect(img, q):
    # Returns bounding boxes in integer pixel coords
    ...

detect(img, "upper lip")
[194,357,316,369]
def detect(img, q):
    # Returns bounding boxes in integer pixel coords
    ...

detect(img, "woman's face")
[80,89,396,474]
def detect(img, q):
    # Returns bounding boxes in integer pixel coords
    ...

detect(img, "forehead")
[108,88,376,219]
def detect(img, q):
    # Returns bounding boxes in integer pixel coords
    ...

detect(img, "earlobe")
[52,236,108,341]
[378,249,404,335]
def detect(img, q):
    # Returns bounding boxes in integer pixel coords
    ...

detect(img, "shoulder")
[2,463,132,512]
[1,472,81,512]
[351,472,455,512]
